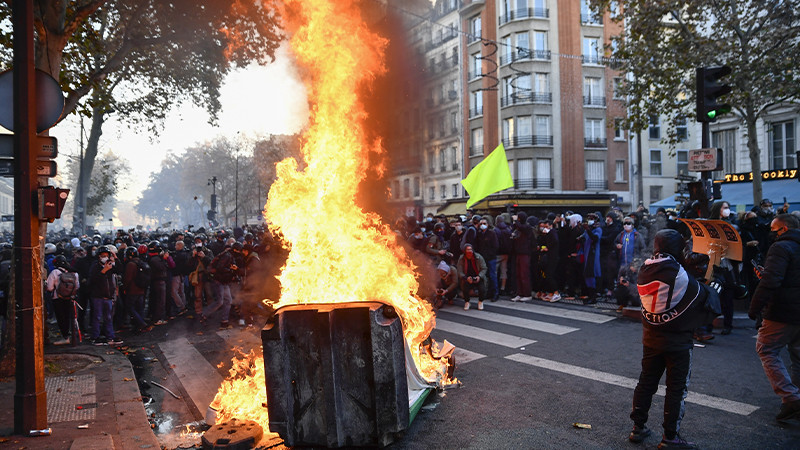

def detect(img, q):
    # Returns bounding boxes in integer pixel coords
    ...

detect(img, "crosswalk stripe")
[160,337,224,414]
[434,319,536,348]
[453,347,486,364]
[489,301,616,323]
[505,353,758,416]
[443,308,579,335]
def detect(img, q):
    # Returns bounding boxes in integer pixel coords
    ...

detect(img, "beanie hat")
[437,260,450,273]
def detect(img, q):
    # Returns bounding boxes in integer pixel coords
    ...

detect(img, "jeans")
[91,297,115,340]
[631,346,692,439]
[125,294,148,329]
[203,282,232,322]
[486,259,498,299]
[756,319,800,403]
[170,275,187,310]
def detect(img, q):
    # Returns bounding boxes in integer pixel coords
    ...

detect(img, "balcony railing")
[582,54,602,65]
[580,13,603,25]
[468,106,483,118]
[583,95,606,107]
[426,31,458,51]
[467,70,481,80]
[515,178,554,189]
[498,7,549,25]
[469,145,484,156]
[584,137,608,148]
[468,31,482,44]
[585,180,608,190]
[499,49,551,65]
[501,92,552,106]
[502,135,554,147]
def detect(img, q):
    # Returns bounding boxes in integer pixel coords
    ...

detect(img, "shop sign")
[722,169,798,183]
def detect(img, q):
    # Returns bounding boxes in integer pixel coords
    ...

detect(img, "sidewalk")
[0,345,159,450]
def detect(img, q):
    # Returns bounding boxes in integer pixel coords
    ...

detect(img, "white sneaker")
[520,297,532,302]
[477,301,484,310]
[463,301,470,311]
[510,296,521,302]
[549,293,561,303]
[52,338,70,346]
[238,319,246,326]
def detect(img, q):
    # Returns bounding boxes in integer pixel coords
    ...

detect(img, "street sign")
[0,159,57,177]
[688,148,723,172]
[675,173,696,182]
[0,69,65,133]
[0,134,57,158]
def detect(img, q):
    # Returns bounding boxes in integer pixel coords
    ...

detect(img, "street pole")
[13,0,48,434]
[235,154,239,229]
[699,121,711,218]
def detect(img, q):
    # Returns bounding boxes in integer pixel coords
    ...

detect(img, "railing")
[498,7,549,25]
[499,49,551,65]
[468,31,482,44]
[585,180,608,190]
[468,106,483,118]
[502,135,554,147]
[580,13,603,25]
[583,95,606,107]
[469,145,484,156]
[426,32,458,51]
[501,92,552,106]
[582,54,602,65]
[515,178,554,189]
[584,137,608,148]
[467,70,480,80]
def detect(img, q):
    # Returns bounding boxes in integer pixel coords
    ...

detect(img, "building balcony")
[585,179,608,190]
[469,145,484,156]
[467,70,480,81]
[502,135,554,147]
[582,54,603,65]
[501,91,552,107]
[584,137,608,148]
[426,32,458,51]
[580,13,603,25]
[498,7,549,25]
[515,178,554,189]
[583,95,606,107]
[468,106,483,118]
[499,49,550,65]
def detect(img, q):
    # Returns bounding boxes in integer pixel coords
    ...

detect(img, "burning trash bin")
[261,302,431,447]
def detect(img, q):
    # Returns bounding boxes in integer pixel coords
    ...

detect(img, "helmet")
[124,247,138,260]
[242,243,254,253]
[147,241,162,253]
[216,230,227,239]
[195,233,207,243]
[53,255,69,271]
[44,243,56,255]
[96,245,112,257]
[137,244,148,255]
[244,233,254,242]
[231,242,243,252]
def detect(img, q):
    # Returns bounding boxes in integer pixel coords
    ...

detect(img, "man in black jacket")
[89,246,122,346]
[749,214,800,422]
[629,229,718,449]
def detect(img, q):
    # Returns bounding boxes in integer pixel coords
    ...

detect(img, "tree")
[0,1,284,232]
[592,0,800,204]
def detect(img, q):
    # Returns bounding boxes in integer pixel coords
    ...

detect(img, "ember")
[211,0,454,433]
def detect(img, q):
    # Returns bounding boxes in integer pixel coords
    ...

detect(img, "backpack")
[134,259,152,289]
[56,271,78,298]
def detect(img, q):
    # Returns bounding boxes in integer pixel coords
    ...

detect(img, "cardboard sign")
[679,218,743,262]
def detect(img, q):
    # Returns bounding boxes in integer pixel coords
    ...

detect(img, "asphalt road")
[120,298,800,449]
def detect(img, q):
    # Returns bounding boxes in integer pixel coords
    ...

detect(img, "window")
[536,158,552,188]
[469,15,481,41]
[440,185,447,199]
[518,158,533,186]
[769,120,796,170]
[584,77,602,105]
[676,117,688,141]
[518,115,532,139]
[501,35,512,63]
[451,47,458,65]
[450,147,458,170]
[712,129,737,173]
[516,74,531,94]
[648,115,660,140]
[534,72,550,93]
[582,37,600,63]
[650,185,663,205]
[535,115,551,139]
[470,90,483,116]
[429,186,435,201]
[532,31,546,57]
[503,117,515,145]
[585,118,603,140]
[586,160,605,189]
[581,0,601,24]
[503,76,514,98]
[413,177,420,197]
[450,111,458,132]
[677,150,688,176]
[650,149,662,176]
[392,180,400,198]
[517,32,530,57]
[612,77,623,99]
[471,127,483,155]
[614,118,624,140]
[471,52,481,79]
[403,179,410,198]
[452,184,459,197]
[428,151,435,173]
[439,149,446,171]
[615,160,626,182]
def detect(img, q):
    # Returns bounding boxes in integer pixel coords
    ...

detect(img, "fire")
[212,0,452,428]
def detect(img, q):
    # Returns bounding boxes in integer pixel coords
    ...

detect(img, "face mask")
[721,208,731,218]
[115,243,122,248]
[606,219,613,225]
[420,228,426,233]
[455,226,463,232]
[99,257,109,264]
[425,217,433,222]
[624,224,633,232]
[763,207,774,215]
[480,224,488,230]
[542,228,550,234]
[196,243,203,247]
[668,216,676,221]
[768,231,779,244]
[587,220,595,226]
[435,229,444,236]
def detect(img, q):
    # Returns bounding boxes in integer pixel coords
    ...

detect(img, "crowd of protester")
[0,224,283,346]
[395,198,798,341]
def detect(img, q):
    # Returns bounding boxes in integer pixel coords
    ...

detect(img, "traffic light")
[696,66,732,122]
[37,186,69,222]
[207,209,216,221]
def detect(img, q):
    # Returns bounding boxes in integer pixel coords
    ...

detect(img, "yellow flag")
[460,143,514,209]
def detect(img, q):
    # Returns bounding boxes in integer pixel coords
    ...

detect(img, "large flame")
[212,0,450,429]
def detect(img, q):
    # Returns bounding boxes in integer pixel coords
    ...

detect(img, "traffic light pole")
[698,121,711,219]
[13,0,48,434]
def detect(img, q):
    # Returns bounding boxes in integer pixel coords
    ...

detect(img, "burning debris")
[208,0,456,445]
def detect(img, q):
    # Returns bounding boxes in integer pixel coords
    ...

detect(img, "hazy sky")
[52,43,309,203]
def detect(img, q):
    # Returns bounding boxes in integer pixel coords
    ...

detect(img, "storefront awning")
[436,201,467,216]
[720,179,800,212]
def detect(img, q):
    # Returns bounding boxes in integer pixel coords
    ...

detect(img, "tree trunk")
[745,101,763,206]
[72,99,106,232]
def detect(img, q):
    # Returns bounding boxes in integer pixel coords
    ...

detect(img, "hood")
[517,211,528,223]
[778,229,800,246]
[653,229,685,263]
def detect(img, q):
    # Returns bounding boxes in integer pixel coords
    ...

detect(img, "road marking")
[443,308,579,335]
[453,347,486,364]
[490,301,616,323]
[434,319,536,348]
[160,337,224,414]
[505,353,759,416]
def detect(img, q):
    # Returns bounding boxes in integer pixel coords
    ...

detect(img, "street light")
[207,176,218,226]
